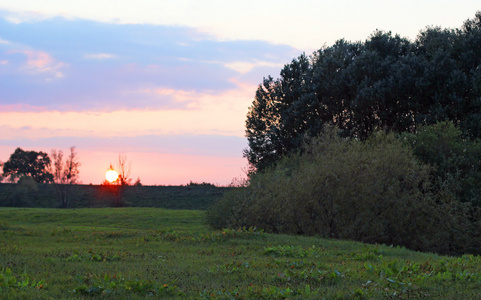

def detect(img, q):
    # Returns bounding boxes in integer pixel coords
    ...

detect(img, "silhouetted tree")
[134,177,142,186]
[0,161,4,182]
[3,148,53,183]
[117,154,132,186]
[108,154,132,207]
[51,147,80,208]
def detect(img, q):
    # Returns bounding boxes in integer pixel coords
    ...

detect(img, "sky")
[0,1,479,185]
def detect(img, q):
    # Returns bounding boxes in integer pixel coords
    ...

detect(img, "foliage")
[401,121,481,206]
[245,12,481,171]
[187,181,217,187]
[73,274,181,297]
[210,127,481,255]
[263,245,312,258]
[0,183,226,209]
[8,176,40,207]
[2,148,53,183]
[0,268,46,292]
[1,207,481,299]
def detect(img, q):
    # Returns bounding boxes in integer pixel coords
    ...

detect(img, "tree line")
[0,147,135,208]
[0,147,80,208]
[209,12,481,256]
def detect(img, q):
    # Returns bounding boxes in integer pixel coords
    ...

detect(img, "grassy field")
[1,208,481,299]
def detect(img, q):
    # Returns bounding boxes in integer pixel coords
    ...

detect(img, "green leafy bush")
[208,127,481,255]
[9,176,39,207]
[402,121,481,206]
[0,268,46,292]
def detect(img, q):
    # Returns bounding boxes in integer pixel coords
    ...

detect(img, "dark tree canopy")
[245,12,481,171]
[3,147,53,183]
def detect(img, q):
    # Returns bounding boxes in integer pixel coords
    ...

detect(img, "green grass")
[1,207,481,299]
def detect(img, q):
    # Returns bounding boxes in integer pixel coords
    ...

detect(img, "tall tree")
[3,148,53,183]
[245,12,481,171]
[51,147,80,208]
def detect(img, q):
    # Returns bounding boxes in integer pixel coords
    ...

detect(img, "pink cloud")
[0,103,48,112]
[7,49,67,78]
[24,50,52,69]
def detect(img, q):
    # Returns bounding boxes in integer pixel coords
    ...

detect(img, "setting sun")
[105,169,119,183]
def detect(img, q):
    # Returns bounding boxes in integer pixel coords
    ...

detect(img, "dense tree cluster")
[245,12,481,171]
[209,12,481,255]
[209,127,481,255]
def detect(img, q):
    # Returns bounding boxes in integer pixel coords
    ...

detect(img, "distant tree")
[133,177,142,186]
[0,161,4,182]
[3,148,53,183]
[117,154,132,186]
[107,154,132,207]
[51,147,81,208]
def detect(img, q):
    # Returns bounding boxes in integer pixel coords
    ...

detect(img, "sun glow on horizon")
[105,169,119,183]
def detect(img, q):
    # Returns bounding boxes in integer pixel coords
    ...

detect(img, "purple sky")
[0,3,479,185]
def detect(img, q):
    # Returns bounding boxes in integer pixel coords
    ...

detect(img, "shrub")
[9,176,39,207]
[401,121,481,206]
[208,127,481,255]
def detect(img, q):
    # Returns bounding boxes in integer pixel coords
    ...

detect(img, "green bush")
[9,176,39,207]
[401,121,481,206]
[208,127,481,255]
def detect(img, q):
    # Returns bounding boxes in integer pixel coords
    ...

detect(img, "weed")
[263,245,312,258]
[1,208,481,298]
[207,261,250,274]
[73,273,181,297]
[276,268,345,285]
[0,268,46,292]
[65,249,123,262]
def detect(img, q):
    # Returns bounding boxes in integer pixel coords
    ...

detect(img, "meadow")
[1,207,481,299]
